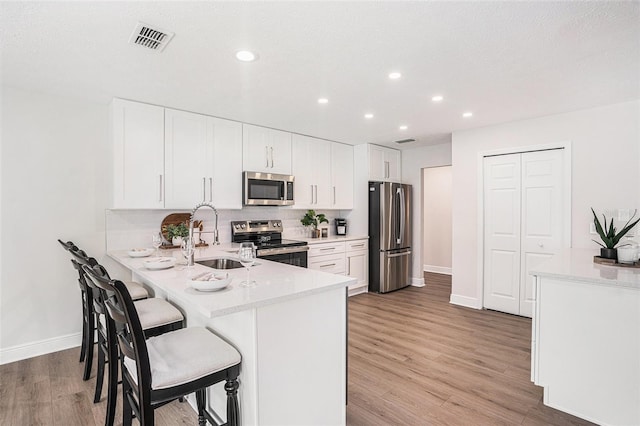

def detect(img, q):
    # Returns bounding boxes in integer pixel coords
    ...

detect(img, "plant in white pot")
[163,222,190,246]
[301,210,328,238]
[591,208,640,260]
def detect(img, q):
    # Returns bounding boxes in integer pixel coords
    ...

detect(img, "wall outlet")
[590,223,597,234]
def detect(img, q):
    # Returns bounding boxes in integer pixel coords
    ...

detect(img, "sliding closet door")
[519,149,564,317]
[483,154,522,315]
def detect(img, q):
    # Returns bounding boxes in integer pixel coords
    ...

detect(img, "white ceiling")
[2,1,639,148]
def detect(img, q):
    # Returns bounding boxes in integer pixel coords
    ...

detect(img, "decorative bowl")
[189,272,231,292]
[127,248,155,258]
[143,257,176,270]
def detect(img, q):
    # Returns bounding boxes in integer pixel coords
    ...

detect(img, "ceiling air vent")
[395,138,416,145]
[129,22,174,52]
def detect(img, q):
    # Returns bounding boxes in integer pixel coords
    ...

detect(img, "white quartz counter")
[530,248,640,290]
[108,244,354,319]
[296,235,369,244]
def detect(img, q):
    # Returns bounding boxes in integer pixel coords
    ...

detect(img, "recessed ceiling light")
[432,95,444,102]
[388,72,402,80]
[236,50,257,62]
[463,112,473,118]
[318,98,329,104]
[399,125,408,130]
[364,113,374,119]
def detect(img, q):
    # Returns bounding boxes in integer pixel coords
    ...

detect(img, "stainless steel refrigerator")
[368,181,412,293]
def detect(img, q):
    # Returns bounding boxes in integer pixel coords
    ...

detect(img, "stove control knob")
[241,224,246,229]
[234,224,239,229]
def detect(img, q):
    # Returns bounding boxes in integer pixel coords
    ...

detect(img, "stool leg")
[105,328,118,426]
[79,292,87,362]
[122,377,133,426]
[225,378,239,426]
[82,312,96,381]
[196,388,206,426]
[93,333,105,403]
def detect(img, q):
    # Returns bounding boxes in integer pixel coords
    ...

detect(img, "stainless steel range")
[231,220,308,268]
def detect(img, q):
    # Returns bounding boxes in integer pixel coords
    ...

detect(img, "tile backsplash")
[105,208,349,250]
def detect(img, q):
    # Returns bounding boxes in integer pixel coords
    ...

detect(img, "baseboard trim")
[0,332,82,365]
[449,294,482,310]
[423,264,452,275]
[411,277,425,287]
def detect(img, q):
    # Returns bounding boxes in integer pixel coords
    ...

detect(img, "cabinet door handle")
[320,263,336,268]
[311,185,314,204]
[384,161,390,178]
[320,247,335,251]
[333,186,336,205]
[159,175,163,202]
[314,185,317,204]
[351,244,365,248]
[202,177,206,201]
[270,146,274,168]
[209,177,213,201]
[265,146,269,168]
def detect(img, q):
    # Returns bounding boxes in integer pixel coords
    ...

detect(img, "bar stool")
[71,252,184,426]
[58,240,150,381]
[85,269,241,426]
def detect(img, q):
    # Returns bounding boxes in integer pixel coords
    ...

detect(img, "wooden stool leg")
[105,330,118,426]
[79,292,88,362]
[122,378,133,426]
[94,333,105,403]
[82,313,96,381]
[196,388,207,426]
[225,378,239,426]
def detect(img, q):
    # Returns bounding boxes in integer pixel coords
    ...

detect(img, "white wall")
[423,166,452,274]
[401,143,452,285]
[451,100,640,308]
[0,87,110,363]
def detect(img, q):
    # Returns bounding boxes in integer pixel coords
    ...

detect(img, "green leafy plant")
[300,210,328,230]
[591,208,640,249]
[162,222,189,240]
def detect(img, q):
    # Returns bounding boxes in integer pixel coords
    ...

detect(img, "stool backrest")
[83,266,152,401]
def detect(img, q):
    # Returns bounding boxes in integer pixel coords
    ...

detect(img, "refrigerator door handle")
[399,187,406,245]
[387,250,412,258]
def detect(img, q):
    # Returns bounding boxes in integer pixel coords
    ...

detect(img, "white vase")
[172,236,183,246]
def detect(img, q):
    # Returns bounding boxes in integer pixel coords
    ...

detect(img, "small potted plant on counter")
[301,210,329,238]
[163,222,190,246]
[591,208,640,260]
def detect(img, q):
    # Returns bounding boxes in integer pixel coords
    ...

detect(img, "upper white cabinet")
[112,99,242,209]
[369,144,401,182]
[165,109,243,209]
[331,143,354,209]
[243,124,292,175]
[112,99,165,209]
[292,134,331,209]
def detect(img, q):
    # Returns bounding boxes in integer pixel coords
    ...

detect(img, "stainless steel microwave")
[243,172,295,206]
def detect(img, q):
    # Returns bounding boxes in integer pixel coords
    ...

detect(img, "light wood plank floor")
[0,272,594,425]
[346,272,594,426]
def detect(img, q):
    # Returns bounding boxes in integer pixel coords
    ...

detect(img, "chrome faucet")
[188,202,220,265]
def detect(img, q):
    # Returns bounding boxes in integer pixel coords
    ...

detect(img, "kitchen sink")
[196,258,244,270]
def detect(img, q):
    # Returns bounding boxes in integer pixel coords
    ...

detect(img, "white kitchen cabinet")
[112,99,165,209]
[346,239,368,294]
[369,144,401,182]
[292,134,331,209]
[164,108,208,209]
[331,143,354,209]
[242,124,292,175]
[208,117,243,209]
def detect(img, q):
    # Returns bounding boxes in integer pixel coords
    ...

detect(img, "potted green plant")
[163,222,190,246]
[591,208,640,260]
[301,210,329,238]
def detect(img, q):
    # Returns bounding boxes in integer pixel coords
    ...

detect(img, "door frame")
[476,142,572,309]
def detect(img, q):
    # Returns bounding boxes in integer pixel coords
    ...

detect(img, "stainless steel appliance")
[368,182,412,293]
[335,218,347,236]
[243,172,294,206]
[231,220,308,268]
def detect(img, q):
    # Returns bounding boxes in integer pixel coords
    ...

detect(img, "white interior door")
[483,149,565,317]
[519,149,564,317]
[483,154,522,315]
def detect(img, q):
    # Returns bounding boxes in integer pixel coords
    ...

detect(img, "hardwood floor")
[346,272,594,426]
[0,272,594,425]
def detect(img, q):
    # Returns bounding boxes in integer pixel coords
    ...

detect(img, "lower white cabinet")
[307,238,369,296]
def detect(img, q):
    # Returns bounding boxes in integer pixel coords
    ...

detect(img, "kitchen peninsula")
[109,245,354,425]
[530,249,640,425]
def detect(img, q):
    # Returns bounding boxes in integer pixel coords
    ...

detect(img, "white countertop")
[295,235,369,244]
[530,248,640,290]
[109,244,354,318]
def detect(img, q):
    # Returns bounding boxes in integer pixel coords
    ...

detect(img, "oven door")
[257,247,308,268]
